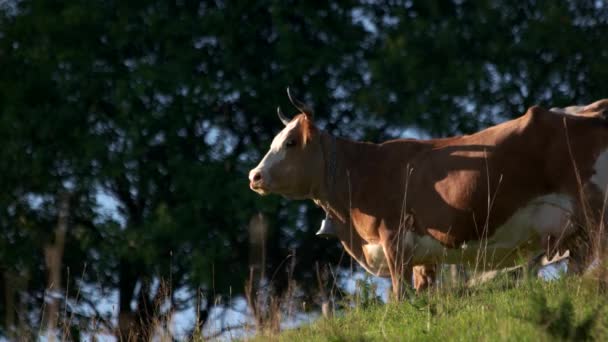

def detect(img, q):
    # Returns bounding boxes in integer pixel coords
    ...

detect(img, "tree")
[361,0,608,136]
[0,0,371,338]
[0,0,607,339]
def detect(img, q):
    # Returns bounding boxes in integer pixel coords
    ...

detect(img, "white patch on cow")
[362,244,389,276]
[252,119,299,180]
[591,148,608,192]
[550,105,584,116]
[358,232,415,277]
[411,194,574,268]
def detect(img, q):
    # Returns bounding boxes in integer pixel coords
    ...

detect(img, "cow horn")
[287,87,313,118]
[277,106,290,126]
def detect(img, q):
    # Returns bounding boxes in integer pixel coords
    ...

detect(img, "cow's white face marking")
[411,194,574,268]
[252,119,299,182]
[591,148,608,193]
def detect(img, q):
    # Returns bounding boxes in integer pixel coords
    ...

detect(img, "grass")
[247,274,608,341]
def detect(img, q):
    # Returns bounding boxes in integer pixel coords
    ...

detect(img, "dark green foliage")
[361,0,608,137]
[0,0,607,338]
[524,287,600,341]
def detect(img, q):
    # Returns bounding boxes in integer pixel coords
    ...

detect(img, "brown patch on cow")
[424,228,457,248]
[299,114,315,145]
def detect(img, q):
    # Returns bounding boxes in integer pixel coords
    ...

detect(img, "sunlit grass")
[246,275,608,341]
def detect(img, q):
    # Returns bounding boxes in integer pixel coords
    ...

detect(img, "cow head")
[248,89,325,199]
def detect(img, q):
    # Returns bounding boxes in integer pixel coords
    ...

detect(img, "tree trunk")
[3,271,15,339]
[117,259,138,341]
[43,192,70,341]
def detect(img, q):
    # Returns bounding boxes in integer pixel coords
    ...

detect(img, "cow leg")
[334,222,396,278]
[380,229,412,301]
[413,264,437,293]
[564,183,608,274]
[386,252,412,301]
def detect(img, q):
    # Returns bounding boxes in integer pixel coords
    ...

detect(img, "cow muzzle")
[248,169,269,195]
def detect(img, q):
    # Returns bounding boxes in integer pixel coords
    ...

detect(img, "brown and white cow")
[249,92,608,299]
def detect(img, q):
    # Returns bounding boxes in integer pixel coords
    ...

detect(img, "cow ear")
[287,87,314,120]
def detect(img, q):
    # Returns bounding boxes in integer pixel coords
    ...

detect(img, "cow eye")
[285,139,296,148]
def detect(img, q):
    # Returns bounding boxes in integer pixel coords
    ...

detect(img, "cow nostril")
[252,172,262,182]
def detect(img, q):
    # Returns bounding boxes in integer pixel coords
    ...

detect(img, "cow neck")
[321,130,337,199]
[315,131,337,217]
[315,131,370,224]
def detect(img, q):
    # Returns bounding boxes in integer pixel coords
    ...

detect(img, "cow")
[427,99,608,289]
[249,91,608,299]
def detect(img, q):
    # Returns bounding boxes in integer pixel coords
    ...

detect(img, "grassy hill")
[250,275,608,341]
